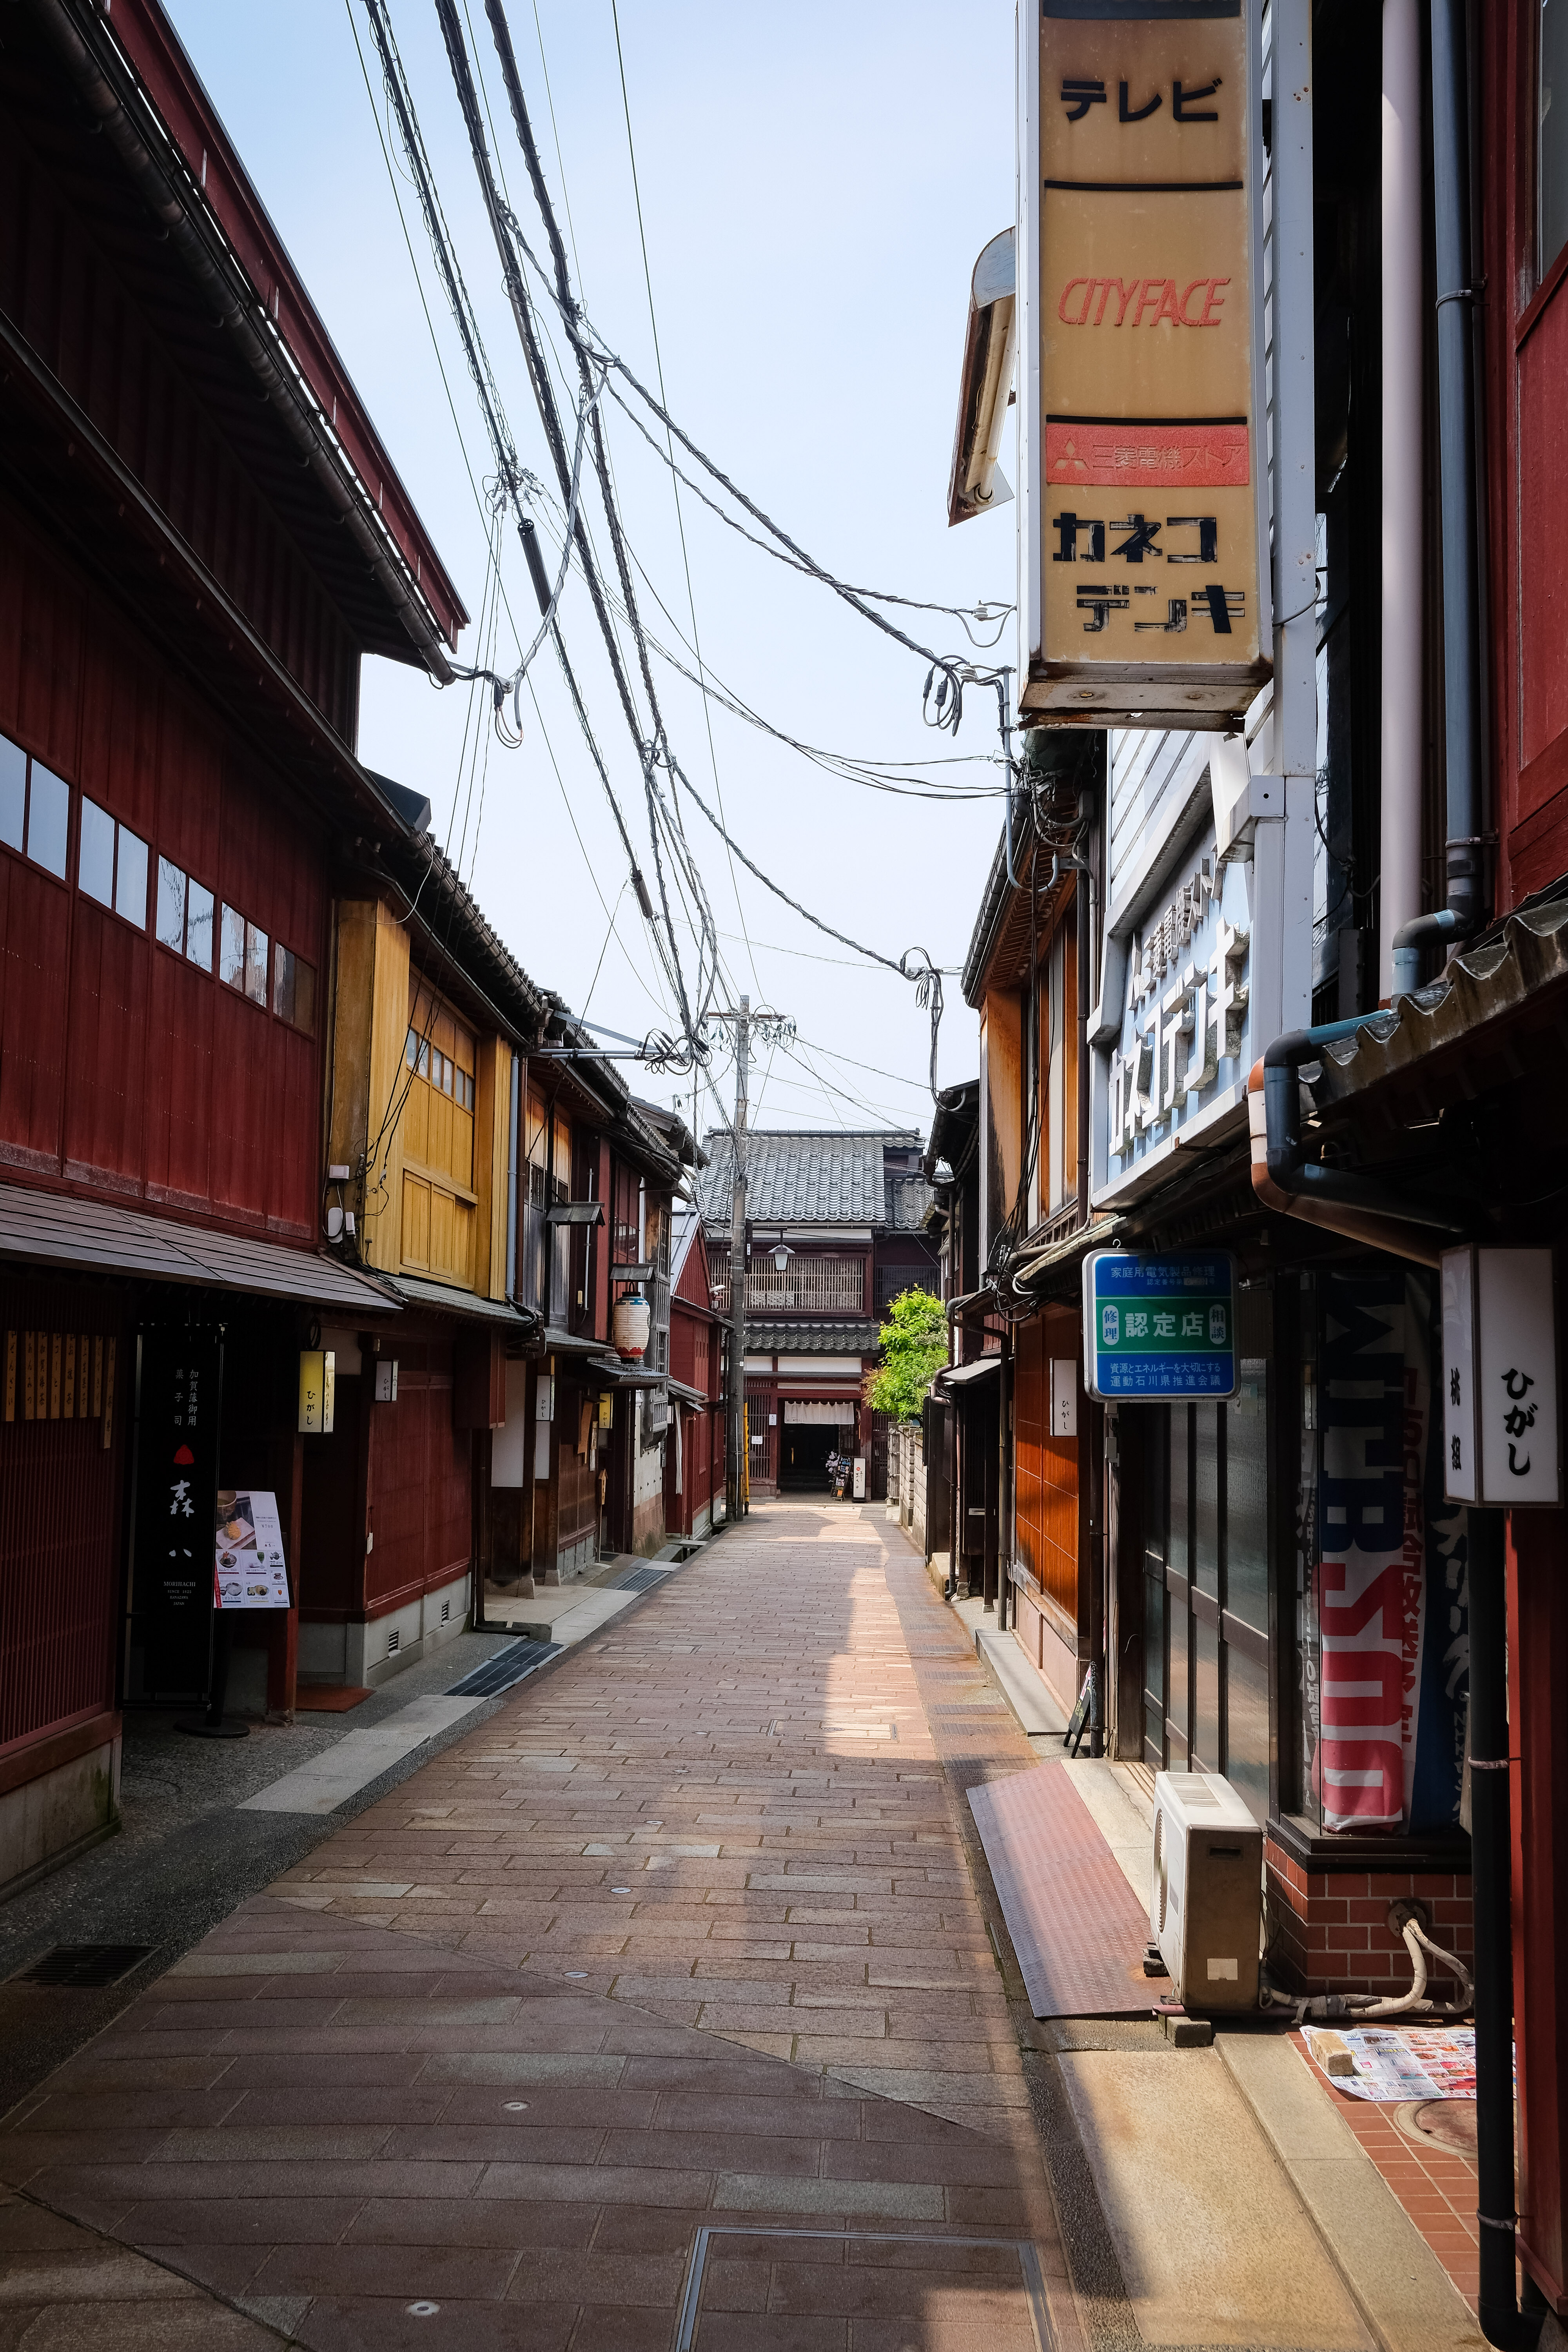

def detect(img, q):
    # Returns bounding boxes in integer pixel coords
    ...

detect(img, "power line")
[608,0,761,1000]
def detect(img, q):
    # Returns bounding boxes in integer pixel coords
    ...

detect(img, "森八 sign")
[214,1490,291,1610]
[1082,1249,1238,1400]
[130,1327,223,1699]
[1441,1247,1560,1506]
[1020,0,1268,725]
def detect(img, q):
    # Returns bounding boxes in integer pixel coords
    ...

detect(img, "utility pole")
[705,998,793,1525]
[728,995,750,1523]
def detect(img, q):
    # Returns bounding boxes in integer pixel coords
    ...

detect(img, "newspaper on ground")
[1302,2024,1478,2101]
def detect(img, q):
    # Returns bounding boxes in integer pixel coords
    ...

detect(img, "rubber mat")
[292,1685,372,1712]
[446,1638,561,1699]
[969,1761,1154,2018]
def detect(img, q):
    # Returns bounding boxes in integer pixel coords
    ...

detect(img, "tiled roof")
[697,1131,924,1227]
[747,1319,880,1357]
[886,1170,935,1230]
[1310,882,1568,1110]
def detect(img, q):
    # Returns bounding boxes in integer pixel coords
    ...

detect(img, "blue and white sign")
[1082,1250,1239,1402]
[1105,842,1254,1185]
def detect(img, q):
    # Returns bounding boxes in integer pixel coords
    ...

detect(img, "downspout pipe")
[1428,0,1487,951]
[1247,1022,1466,1266]
[1390,906,1466,999]
[1469,1511,1546,2352]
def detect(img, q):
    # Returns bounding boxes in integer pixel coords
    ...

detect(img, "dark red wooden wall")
[367,1338,470,1612]
[1483,4,1568,901]
[0,112,359,738]
[0,1276,126,1754]
[0,503,327,1238]
[1481,7,1568,2313]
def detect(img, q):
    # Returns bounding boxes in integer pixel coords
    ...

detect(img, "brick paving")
[0,1501,1078,2350]
[267,1499,1038,2151]
[1296,2038,1484,2317]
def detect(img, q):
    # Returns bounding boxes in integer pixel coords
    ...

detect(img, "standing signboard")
[1082,1250,1238,1399]
[129,1327,223,1700]
[1020,0,1269,726]
[213,1490,291,1609]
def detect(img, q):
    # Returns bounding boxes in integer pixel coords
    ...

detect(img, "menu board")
[213,1489,290,1610]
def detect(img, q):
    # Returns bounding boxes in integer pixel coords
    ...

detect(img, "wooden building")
[663,1208,724,1543]
[698,1130,936,1498]
[0,0,460,1889]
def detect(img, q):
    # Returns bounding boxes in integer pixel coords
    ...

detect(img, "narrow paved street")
[1,1503,1076,2349]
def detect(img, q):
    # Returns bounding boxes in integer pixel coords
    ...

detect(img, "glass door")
[1140,1302,1273,1822]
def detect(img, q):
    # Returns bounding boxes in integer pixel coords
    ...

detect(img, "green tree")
[866,1287,947,1423]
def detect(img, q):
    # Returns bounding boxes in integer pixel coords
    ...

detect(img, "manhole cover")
[15,1945,154,1989]
[1397,2098,1478,2156]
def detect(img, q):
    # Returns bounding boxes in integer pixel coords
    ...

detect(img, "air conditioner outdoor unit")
[1150,1770,1263,2011]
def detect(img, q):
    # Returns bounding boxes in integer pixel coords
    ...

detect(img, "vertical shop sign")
[1023,0,1268,723]
[1441,1246,1560,1506]
[1315,1273,1467,1835]
[131,1327,223,1700]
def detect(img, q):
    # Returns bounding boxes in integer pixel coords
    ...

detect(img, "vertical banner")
[1316,1273,1468,1834]
[130,1327,223,1700]
[1025,0,1269,725]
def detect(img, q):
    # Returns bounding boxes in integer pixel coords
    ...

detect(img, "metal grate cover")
[447,1639,561,1699]
[674,2229,1053,2352]
[612,1564,670,1594]
[15,1945,154,1989]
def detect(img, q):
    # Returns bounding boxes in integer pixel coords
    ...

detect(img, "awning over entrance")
[0,1180,399,1313]
[938,1353,1003,1389]
[388,1273,541,1329]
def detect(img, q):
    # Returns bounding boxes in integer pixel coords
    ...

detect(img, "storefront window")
[1139,1298,1274,1822]
[1227,1362,1270,1635]
[1544,0,1568,276]
[1194,1407,1220,1598]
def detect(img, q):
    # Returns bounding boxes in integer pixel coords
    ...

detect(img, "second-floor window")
[0,733,69,880]
[400,979,478,1289]
[79,798,148,927]
[1545,0,1568,277]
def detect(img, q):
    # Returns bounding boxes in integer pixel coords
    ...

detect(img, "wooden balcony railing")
[709,1254,867,1317]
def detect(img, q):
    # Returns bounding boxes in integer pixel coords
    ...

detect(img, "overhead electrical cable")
[602,385,1013,642]
[608,0,761,998]
[359,0,702,1064]
[469,0,720,1044]
[436,0,720,1059]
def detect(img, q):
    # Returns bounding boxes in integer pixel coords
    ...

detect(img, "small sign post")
[1082,1250,1238,1402]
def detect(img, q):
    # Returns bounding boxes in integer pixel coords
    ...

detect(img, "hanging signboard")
[1020,0,1269,726]
[214,1490,291,1609]
[1082,1249,1238,1399]
[1441,1247,1560,1507]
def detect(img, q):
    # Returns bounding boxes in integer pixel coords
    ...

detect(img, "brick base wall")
[1265,1834,1473,1999]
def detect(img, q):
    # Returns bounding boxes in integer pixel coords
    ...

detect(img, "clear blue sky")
[163,0,1016,1140]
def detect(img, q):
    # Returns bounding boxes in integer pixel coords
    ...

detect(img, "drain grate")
[447,1639,562,1699]
[15,1944,154,1990]
[612,1564,670,1595]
